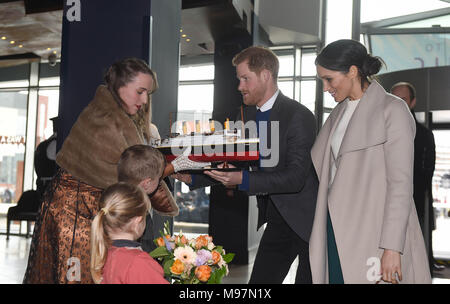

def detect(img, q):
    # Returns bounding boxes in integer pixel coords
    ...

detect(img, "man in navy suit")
[202,46,318,283]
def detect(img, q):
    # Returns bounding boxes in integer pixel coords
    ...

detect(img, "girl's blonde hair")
[90,182,150,284]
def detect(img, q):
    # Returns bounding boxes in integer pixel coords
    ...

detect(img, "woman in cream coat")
[309,39,431,284]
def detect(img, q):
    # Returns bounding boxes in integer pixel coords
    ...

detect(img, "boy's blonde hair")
[90,182,150,284]
[117,145,165,185]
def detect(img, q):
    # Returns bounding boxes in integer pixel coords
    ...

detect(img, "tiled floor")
[0,235,30,283]
[0,217,450,284]
[0,233,448,284]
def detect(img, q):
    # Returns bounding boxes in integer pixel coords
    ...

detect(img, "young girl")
[90,182,169,284]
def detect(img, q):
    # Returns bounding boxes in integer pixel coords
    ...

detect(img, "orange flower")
[170,259,185,275]
[212,250,221,265]
[195,235,209,249]
[175,235,188,245]
[156,237,165,247]
[195,265,211,282]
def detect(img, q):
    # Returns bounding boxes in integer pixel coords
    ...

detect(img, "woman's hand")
[171,154,211,172]
[379,249,402,284]
[170,146,211,172]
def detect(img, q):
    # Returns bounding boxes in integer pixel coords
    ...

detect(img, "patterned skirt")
[23,169,102,284]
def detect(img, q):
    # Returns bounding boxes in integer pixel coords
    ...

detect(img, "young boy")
[117,145,178,252]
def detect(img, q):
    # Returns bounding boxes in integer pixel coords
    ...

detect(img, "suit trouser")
[249,200,312,284]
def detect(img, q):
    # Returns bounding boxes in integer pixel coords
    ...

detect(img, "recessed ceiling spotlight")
[10,41,15,44]
[180,29,183,33]
[47,47,51,50]
[19,45,23,48]
[186,38,191,42]
[1,36,6,40]
[181,34,187,38]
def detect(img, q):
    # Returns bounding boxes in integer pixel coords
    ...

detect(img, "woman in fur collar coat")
[23,58,205,284]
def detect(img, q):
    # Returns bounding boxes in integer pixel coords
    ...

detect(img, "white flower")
[207,242,215,251]
[174,245,197,265]
[214,254,228,275]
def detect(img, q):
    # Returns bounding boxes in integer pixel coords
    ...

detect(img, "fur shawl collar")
[56,85,143,189]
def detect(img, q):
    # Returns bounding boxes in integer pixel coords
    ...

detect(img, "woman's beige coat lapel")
[310,81,431,284]
[336,84,387,159]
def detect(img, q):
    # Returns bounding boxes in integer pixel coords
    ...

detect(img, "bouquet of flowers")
[149,221,235,284]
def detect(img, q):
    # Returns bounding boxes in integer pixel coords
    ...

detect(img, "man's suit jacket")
[412,115,436,229]
[193,92,318,243]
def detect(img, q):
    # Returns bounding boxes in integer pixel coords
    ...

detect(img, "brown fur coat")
[56,85,144,189]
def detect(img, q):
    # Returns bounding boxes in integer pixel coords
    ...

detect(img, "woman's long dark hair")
[315,39,385,88]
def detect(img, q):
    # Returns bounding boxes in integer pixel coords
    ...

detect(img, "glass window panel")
[370,33,450,74]
[0,91,28,209]
[415,112,426,124]
[432,110,450,123]
[174,180,210,225]
[323,112,331,126]
[175,69,214,226]
[179,65,214,81]
[294,80,300,101]
[178,84,214,113]
[324,93,337,109]
[301,53,317,76]
[0,80,29,88]
[176,84,213,135]
[39,77,60,87]
[36,89,60,144]
[34,89,60,190]
[361,0,450,23]
[300,81,316,114]
[278,81,294,100]
[278,55,295,77]
[326,0,353,44]
[431,130,450,258]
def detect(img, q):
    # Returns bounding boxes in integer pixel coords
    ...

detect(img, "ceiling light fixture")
[181,34,187,38]
[10,41,15,44]
[186,38,191,42]
[1,36,6,40]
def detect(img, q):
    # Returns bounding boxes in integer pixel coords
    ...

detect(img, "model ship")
[152,118,260,165]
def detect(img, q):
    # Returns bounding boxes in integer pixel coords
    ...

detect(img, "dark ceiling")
[0,0,247,67]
